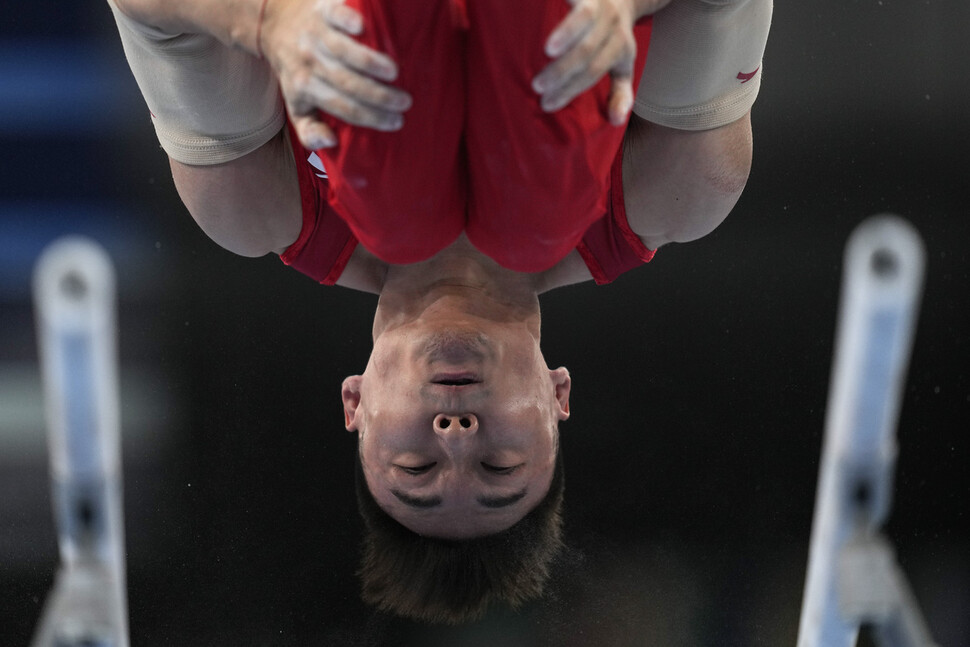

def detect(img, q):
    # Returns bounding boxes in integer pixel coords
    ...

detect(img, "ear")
[341,375,363,432]
[549,367,571,421]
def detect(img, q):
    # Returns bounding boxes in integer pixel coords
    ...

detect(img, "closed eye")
[481,463,520,475]
[397,463,436,475]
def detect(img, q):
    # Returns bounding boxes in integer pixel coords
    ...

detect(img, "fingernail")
[307,133,336,149]
[338,11,362,34]
[532,76,546,93]
[613,96,632,124]
[546,35,564,57]
[380,63,398,81]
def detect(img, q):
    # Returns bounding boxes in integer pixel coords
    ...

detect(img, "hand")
[260,0,412,148]
[532,0,672,126]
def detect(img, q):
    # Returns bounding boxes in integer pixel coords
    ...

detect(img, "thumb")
[607,59,634,126]
[292,114,337,150]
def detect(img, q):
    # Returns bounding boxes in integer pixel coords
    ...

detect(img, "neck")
[372,235,543,341]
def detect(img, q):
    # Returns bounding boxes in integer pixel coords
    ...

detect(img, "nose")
[433,413,478,436]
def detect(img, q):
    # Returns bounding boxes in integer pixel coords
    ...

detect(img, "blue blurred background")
[1,1,967,645]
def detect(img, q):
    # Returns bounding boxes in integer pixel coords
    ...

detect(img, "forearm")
[622,111,752,248]
[109,0,298,257]
[621,0,769,245]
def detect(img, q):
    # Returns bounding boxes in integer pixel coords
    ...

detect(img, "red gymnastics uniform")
[281,0,656,284]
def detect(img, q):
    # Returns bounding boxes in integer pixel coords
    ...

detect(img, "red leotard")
[281,0,656,283]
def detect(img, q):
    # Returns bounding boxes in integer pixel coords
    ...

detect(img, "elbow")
[169,150,300,259]
[685,113,753,237]
[705,111,753,198]
[181,198,287,258]
[666,118,752,245]
[703,146,751,200]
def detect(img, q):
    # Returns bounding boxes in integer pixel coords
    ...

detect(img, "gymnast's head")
[342,320,570,622]
[338,234,572,621]
[341,323,571,539]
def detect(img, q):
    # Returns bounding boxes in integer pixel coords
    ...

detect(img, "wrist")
[223,0,268,56]
[254,0,270,58]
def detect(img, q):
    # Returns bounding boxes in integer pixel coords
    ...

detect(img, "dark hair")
[354,440,565,624]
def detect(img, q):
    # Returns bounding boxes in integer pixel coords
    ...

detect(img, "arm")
[108,0,404,263]
[168,130,301,258]
[537,113,751,293]
[109,0,408,151]
[622,110,752,249]
[538,0,770,292]
[108,0,300,257]
[623,0,771,245]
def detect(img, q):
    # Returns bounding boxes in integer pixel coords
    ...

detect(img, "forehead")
[362,468,549,539]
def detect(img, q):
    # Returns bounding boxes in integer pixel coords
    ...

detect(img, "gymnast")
[108,0,771,623]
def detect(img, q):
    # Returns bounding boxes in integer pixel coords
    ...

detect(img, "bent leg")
[316,0,467,265]
[464,1,652,272]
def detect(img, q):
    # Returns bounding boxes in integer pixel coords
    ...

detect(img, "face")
[342,318,570,540]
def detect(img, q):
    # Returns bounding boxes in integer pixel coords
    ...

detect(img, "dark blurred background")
[1,1,967,645]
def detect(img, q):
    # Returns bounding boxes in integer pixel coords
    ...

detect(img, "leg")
[463,1,652,272]
[316,0,467,265]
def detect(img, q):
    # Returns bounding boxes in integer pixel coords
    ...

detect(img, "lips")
[431,372,481,386]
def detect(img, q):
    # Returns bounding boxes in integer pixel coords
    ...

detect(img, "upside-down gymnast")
[109,0,772,623]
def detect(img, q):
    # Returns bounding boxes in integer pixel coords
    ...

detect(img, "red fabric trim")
[577,146,656,285]
[280,122,319,265]
[322,237,358,285]
[610,149,657,265]
[279,122,357,285]
[576,240,610,285]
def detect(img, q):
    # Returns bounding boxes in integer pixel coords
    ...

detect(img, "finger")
[607,41,636,125]
[292,114,338,149]
[316,29,401,83]
[324,1,363,35]
[607,76,634,126]
[533,10,612,94]
[540,33,628,112]
[313,53,411,112]
[544,0,597,58]
[293,74,404,131]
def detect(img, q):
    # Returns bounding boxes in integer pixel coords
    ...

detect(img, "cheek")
[373,354,395,378]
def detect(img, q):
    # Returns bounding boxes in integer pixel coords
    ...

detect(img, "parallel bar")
[31,237,130,647]
[796,215,926,647]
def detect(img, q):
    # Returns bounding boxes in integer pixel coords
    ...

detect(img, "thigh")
[464,1,652,272]
[316,0,468,265]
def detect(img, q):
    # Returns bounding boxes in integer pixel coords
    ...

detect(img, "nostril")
[439,418,451,429]
[459,417,471,429]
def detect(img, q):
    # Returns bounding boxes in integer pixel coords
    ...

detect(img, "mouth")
[431,372,481,386]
